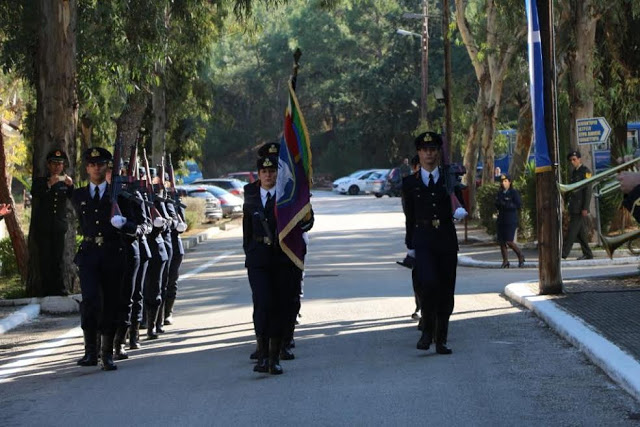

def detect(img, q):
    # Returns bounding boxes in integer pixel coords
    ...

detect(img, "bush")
[182,197,206,230]
[0,237,18,276]
[476,182,500,238]
[514,161,537,241]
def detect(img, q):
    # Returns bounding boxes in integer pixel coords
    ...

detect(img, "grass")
[0,275,27,299]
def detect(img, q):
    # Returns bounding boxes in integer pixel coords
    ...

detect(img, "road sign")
[576,117,611,145]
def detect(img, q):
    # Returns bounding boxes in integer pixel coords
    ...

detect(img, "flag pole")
[291,48,302,92]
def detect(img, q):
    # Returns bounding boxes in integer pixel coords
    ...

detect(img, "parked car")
[176,186,223,223]
[375,167,403,198]
[192,178,245,199]
[332,169,389,195]
[197,185,244,217]
[222,171,258,184]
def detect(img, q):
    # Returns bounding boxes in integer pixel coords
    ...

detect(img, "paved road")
[1,191,639,426]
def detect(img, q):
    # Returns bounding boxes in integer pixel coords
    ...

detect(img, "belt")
[253,236,273,245]
[82,236,118,246]
[415,219,452,229]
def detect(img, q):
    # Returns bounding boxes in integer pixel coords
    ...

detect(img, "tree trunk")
[0,132,28,282]
[116,92,148,156]
[508,99,533,181]
[152,77,166,168]
[27,0,78,297]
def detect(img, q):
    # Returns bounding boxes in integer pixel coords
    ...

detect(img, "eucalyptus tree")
[454,0,526,213]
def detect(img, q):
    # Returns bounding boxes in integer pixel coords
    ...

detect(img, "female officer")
[495,174,525,268]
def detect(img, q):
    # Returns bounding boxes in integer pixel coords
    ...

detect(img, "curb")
[458,254,640,269]
[0,304,40,334]
[0,224,225,331]
[504,281,640,402]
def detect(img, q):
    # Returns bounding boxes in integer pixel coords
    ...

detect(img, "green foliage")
[0,274,26,299]
[476,182,500,238]
[514,160,537,241]
[183,196,206,228]
[0,237,18,276]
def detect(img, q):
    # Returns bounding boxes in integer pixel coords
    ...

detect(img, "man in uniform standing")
[402,132,466,355]
[562,151,594,260]
[31,149,73,296]
[73,147,129,371]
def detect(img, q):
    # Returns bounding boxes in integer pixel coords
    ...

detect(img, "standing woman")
[495,174,525,268]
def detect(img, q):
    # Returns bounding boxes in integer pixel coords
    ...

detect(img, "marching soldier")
[243,155,313,375]
[402,132,466,355]
[72,147,130,371]
[562,151,594,260]
[164,185,187,325]
[31,149,73,296]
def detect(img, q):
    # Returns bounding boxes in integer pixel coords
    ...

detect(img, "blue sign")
[576,117,611,145]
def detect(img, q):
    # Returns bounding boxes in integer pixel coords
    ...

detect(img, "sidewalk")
[458,223,640,401]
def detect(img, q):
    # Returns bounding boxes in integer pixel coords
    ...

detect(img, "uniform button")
[95,221,99,224]
[432,203,436,207]
[98,232,102,236]
[53,210,56,213]
[95,209,98,213]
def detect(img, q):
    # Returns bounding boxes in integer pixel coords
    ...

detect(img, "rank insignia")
[91,149,100,157]
[424,134,433,142]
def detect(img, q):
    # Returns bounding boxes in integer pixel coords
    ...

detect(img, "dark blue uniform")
[495,188,521,243]
[402,168,459,352]
[165,196,185,324]
[31,177,73,296]
[243,180,303,374]
[143,197,169,338]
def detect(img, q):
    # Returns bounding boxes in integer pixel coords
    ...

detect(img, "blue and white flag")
[526,0,552,173]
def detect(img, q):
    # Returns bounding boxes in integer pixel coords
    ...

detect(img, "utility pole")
[420,0,429,124]
[442,0,453,161]
[536,0,563,294]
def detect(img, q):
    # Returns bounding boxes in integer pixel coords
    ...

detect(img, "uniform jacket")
[31,177,73,231]
[402,168,459,253]
[242,181,291,268]
[495,187,521,225]
[567,164,592,214]
[168,194,185,256]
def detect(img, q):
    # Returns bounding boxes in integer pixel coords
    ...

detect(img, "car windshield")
[349,170,370,178]
[188,190,211,200]
[202,185,230,198]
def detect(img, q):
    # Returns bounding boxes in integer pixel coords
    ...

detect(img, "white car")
[332,169,390,195]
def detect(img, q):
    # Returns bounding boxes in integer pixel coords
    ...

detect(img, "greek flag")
[526,0,552,172]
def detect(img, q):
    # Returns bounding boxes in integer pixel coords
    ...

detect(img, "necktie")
[266,192,274,210]
[428,173,434,188]
[93,186,100,202]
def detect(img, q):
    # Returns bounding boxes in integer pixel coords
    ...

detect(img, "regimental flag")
[275,80,313,270]
[526,0,552,173]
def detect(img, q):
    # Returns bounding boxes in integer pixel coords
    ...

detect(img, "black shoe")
[411,311,422,321]
[416,331,432,351]
[518,258,525,268]
[280,347,295,360]
[500,261,510,268]
[436,343,452,355]
[253,358,269,373]
[269,361,284,375]
[76,354,98,366]
[577,254,593,260]
[100,335,118,371]
[113,328,129,360]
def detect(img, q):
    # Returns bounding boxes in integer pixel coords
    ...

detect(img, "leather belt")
[83,236,105,245]
[253,236,273,245]
[415,219,451,229]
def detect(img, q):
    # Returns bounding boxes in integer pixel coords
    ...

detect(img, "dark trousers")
[77,243,125,335]
[415,250,457,318]
[248,264,302,338]
[38,226,67,296]
[144,240,167,309]
[160,235,174,301]
[116,241,140,328]
[132,259,149,324]
[166,251,183,300]
[562,214,593,258]
[411,269,421,312]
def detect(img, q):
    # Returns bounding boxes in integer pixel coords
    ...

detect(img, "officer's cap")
[257,156,278,170]
[500,173,510,181]
[83,147,112,164]
[567,150,581,160]
[414,132,443,150]
[258,142,280,157]
[46,149,68,163]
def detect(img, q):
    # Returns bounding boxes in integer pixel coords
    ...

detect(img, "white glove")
[407,249,415,258]
[453,207,468,220]
[110,215,127,229]
[153,217,165,228]
[176,222,187,232]
[302,231,309,245]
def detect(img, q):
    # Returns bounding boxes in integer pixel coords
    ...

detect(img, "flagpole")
[291,48,302,92]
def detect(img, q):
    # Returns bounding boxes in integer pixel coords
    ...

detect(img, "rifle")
[110,133,124,218]
[142,147,163,220]
[166,154,186,209]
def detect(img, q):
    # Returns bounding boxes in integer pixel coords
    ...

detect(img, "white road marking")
[0,250,236,382]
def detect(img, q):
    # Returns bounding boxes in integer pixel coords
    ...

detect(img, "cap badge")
[263,158,273,167]
[268,146,278,154]
[423,134,433,142]
[55,151,62,156]
[91,149,100,157]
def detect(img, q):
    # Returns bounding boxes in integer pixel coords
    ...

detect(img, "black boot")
[164,298,176,325]
[156,302,166,334]
[77,329,98,366]
[129,321,142,350]
[435,315,452,355]
[113,327,129,360]
[146,306,159,340]
[100,334,118,371]
[268,338,283,375]
[280,339,295,360]
[416,312,434,350]
[253,336,269,373]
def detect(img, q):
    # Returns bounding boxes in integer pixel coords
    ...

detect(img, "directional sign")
[576,117,611,145]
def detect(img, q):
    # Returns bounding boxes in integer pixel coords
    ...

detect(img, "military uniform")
[495,174,525,267]
[165,195,186,325]
[130,187,153,348]
[402,132,463,355]
[562,152,593,259]
[30,150,73,296]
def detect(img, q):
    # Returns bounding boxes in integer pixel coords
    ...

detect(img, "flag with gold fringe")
[275,80,312,270]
